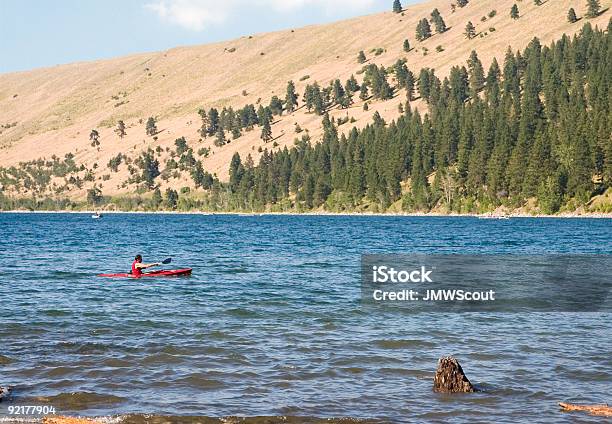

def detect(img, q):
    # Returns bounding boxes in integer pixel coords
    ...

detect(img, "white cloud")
[262,0,376,13]
[145,0,377,31]
[145,0,230,31]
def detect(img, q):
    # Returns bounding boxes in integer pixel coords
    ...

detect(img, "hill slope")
[0,0,610,202]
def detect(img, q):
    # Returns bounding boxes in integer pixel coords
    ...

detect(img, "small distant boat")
[478,214,510,220]
[91,212,102,219]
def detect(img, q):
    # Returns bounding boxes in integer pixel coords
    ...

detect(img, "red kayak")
[98,268,192,278]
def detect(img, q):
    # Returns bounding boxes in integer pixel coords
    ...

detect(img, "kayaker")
[131,255,161,276]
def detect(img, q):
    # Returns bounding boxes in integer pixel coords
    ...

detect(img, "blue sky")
[1,0,416,74]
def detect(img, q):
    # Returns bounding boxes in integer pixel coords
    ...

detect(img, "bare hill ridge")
[0,0,610,199]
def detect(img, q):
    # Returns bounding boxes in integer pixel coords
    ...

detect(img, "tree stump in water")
[559,402,612,417]
[433,356,476,393]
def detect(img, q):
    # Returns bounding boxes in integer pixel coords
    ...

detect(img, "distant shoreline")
[1,210,611,218]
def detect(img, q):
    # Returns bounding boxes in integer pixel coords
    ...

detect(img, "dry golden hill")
[0,0,610,199]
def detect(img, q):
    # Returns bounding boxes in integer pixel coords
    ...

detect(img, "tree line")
[2,20,610,214]
[220,22,611,213]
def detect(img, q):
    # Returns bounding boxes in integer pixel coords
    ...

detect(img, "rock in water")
[433,356,476,393]
[0,386,12,402]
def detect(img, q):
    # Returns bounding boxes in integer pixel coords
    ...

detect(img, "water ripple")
[0,213,610,423]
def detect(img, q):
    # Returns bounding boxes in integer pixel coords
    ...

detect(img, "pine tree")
[457,0,468,7]
[219,107,234,132]
[197,108,210,137]
[256,105,267,126]
[538,175,562,213]
[392,0,402,13]
[416,18,432,41]
[340,84,353,108]
[405,69,415,100]
[191,161,214,189]
[313,86,326,115]
[349,144,365,200]
[174,136,188,155]
[229,152,244,192]
[269,96,283,115]
[151,188,162,208]
[502,47,520,103]
[567,8,578,22]
[165,188,178,209]
[449,66,469,103]
[314,175,331,206]
[145,117,157,136]
[332,79,346,106]
[346,75,359,92]
[237,104,257,129]
[138,150,160,188]
[357,51,366,64]
[485,58,501,105]
[418,68,432,101]
[464,21,476,39]
[207,108,220,136]
[359,82,369,100]
[214,128,226,146]
[285,80,298,113]
[87,185,103,206]
[510,4,519,19]
[430,8,447,33]
[467,50,485,96]
[586,0,600,18]
[115,120,126,138]
[365,64,393,100]
[403,39,411,52]
[395,59,409,89]
[303,85,314,112]
[261,116,273,142]
[534,0,542,5]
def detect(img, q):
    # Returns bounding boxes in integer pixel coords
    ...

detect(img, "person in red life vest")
[131,254,161,276]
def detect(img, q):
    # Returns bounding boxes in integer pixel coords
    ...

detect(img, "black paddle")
[160,257,172,265]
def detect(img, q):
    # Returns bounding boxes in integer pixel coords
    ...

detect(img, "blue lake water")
[0,213,610,423]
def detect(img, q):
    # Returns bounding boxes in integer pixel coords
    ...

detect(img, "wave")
[219,267,250,274]
[374,339,436,349]
[141,352,185,365]
[112,415,383,424]
[225,308,259,318]
[296,261,337,268]
[48,270,93,279]
[43,366,79,378]
[377,367,431,379]
[32,391,125,410]
[55,341,114,354]
[175,374,225,389]
[42,309,71,317]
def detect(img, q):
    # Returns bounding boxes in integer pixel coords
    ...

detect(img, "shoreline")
[1,209,611,218]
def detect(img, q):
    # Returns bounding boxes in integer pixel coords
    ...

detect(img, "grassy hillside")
[0,0,610,206]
